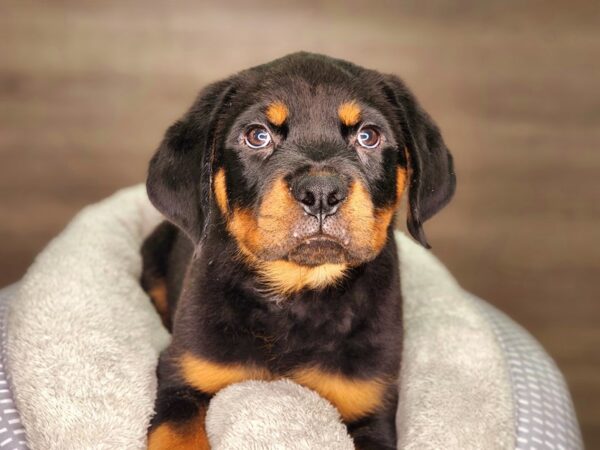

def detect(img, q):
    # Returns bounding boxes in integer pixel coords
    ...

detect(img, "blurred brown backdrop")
[1,0,599,446]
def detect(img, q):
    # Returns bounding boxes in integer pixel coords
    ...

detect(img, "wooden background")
[1,0,598,446]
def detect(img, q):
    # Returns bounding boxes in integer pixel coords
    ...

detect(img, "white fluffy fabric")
[206,380,354,449]
[396,228,515,449]
[6,186,515,450]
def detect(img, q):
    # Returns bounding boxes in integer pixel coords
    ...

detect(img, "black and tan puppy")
[141,52,455,450]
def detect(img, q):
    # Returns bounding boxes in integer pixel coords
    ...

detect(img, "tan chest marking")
[180,354,388,422]
[179,353,273,394]
[292,367,389,422]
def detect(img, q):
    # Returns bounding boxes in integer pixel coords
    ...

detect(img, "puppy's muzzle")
[290,172,348,219]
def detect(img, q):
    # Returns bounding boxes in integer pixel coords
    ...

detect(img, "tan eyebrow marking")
[265,101,289,126]
[338,101,361,126]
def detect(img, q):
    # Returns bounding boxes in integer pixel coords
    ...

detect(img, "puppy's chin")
[287,237,347,267]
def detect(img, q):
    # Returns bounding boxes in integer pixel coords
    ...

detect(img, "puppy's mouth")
[287,235,347,267]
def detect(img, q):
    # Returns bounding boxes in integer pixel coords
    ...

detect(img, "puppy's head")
[147,53,455,290]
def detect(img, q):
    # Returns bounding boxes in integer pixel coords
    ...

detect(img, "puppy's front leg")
[148,385,211,450]
[347,386,398,450]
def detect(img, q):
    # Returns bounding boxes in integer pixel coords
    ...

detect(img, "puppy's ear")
[382,75,456,248]
[147,79,235,242]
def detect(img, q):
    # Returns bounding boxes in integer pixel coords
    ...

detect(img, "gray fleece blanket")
[6,186,514,450]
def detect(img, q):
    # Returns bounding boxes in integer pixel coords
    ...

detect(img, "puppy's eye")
[357,127,381,149]
[244,126,272,149]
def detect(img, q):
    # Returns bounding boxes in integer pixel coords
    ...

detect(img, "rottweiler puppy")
[141,52,455,450]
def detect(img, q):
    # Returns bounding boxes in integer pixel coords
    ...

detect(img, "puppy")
[141,52,455,450]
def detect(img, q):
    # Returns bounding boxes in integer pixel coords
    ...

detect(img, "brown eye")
[244,126,272,149]
[357,127,381,149]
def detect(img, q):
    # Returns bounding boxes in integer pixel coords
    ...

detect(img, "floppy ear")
[146,79,235,242]
[382,75,456,248]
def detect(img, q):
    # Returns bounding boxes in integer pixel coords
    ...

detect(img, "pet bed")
[0,186,582,450]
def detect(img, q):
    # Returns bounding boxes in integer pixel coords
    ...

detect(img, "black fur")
[143,52,455,450]
[380,75,456,248]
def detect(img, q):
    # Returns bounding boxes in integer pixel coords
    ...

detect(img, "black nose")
[291,173,348,217]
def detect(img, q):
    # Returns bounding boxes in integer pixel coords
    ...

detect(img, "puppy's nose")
[291,173,348,217]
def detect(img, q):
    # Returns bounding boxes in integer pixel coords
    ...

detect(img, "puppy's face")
[147,53,455,288]
[216,80,405,267]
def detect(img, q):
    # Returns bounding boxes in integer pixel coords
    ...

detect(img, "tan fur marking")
[266,101,289,126]
[371,168,407,250]
[180,352,272,394]
[340,179,400,254]
[396,167,408,206]
[228,207,262,256]
[257,260,347,295]
[228,177,296,256]
[292,367,389,421]
[256,177,298,249]
[213,169,228,216]
[147,419,209,450]
[340,181,376,250]
[372,207,395,251]
[338,101,361,126]
[148,281,169,326]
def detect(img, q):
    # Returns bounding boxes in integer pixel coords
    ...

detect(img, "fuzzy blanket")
[6,186,514,450]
